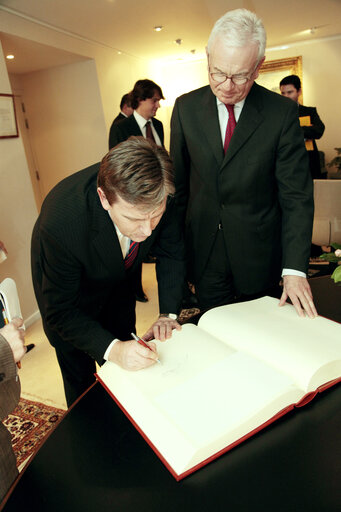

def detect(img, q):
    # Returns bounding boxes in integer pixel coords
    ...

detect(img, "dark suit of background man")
[0,318,26,502]
[170,8,317,319]
[280,74,325,179]
[108,93,134,137]
[31,137,185,407]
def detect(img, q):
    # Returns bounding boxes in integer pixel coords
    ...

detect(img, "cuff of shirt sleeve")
[281,268,306,278]
[103,339,120,361]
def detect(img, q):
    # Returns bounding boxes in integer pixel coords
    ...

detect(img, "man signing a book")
[31,137,185,407]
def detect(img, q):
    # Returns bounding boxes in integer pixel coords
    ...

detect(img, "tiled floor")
[21,263,160,410]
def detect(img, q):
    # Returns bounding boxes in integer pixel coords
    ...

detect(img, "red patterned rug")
[3,398,65,468]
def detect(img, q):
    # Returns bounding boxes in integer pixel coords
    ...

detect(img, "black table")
[2,277,341,512]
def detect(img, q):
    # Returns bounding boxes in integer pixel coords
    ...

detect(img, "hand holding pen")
[131,332,161,364]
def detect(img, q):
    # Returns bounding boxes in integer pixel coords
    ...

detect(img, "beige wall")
[0,42,39,325]
[10,59,108,199]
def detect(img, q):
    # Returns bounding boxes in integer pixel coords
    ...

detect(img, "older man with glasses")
[170,8,316,319]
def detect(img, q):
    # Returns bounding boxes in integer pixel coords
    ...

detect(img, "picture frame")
[0,93,19,138]
[257,56,303,98]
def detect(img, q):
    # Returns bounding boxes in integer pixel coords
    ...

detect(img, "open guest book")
[96,296,341,481]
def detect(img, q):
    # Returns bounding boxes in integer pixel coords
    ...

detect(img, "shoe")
[135,293,148,303]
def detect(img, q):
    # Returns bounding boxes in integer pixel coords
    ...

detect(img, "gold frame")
[257,56,303,98]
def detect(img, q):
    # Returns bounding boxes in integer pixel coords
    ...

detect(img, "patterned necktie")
[124,240,139,269]
[145,121,156,143]
[223,104,236,153]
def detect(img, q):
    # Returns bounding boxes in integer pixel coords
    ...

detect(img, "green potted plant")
[319,243,341,283]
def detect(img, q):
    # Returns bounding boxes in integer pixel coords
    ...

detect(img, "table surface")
[2,276,341,512]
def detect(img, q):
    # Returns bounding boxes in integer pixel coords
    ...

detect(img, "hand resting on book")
[143,316,182,342]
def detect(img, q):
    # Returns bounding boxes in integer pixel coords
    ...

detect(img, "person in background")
[170,8,317,319]
[0,318,26,502]
[280,74,325,179]
[108,93,134,142]
[108,79,164,149]
[31,137,185,407]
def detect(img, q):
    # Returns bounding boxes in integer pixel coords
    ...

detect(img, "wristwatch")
[159,313,178,320]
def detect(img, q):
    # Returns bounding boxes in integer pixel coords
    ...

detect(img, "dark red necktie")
[223,104,236,153]
[124,240,139,269]
[145,121,156,143]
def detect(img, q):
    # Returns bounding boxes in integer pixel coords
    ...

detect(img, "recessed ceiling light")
[154,26,163,32]
[6,54,15,60]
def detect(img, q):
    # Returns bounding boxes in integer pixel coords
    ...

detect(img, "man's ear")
[97,187,110,211]
[254,56,265,79]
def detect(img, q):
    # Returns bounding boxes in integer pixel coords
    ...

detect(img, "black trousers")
[195,229,281,312]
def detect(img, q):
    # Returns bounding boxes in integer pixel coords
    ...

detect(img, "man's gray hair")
[207,8,266,63]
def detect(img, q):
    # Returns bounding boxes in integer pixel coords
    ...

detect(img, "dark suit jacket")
[298,104,325,179]
[31,164,184,364]
[108,113,127,148]
[170,83,314,295]
[108,114,164,150]
[0,335,20,501]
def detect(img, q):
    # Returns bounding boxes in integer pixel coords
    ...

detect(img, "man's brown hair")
[97,136,174,208]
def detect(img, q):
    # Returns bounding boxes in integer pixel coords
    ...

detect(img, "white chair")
[312,180,341,246]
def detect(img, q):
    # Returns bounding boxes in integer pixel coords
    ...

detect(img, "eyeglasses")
[209,65,257,85]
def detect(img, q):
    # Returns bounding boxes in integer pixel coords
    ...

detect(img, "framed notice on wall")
[0,93,19,138]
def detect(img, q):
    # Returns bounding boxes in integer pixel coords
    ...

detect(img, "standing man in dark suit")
[108,93,134,142]
[280,74,325,179]
[108,79,164,149]
[31,137,185,407]
[109,79,165,302]
[0,318,26,502]
[171,8,317,319]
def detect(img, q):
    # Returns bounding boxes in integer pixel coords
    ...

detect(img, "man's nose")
[140,220,153,236]
[221,78,235,91]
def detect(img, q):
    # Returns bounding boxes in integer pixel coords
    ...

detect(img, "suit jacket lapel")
[90,190,125,279]
[196,87,224,167]
[221,83,264,169]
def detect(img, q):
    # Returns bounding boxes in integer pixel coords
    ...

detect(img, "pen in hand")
[130,332,161,364]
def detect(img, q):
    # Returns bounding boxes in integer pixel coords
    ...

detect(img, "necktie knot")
[145,121,155,143]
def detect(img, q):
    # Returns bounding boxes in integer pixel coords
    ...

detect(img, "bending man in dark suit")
[170,8,317,318]
[280,74,325,179]
[31,137,185,407]
[0,318,26,502]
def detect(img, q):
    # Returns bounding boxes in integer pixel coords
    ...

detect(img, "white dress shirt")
[133,111,162,146]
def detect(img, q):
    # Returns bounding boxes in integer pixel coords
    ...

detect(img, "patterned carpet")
[3,398,65,468]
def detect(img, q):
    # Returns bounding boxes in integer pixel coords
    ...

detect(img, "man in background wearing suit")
[108,79,164,149]
[108,93,133,142]
[31,137,185,407]
[280,74,325,179]
[170,8,317,319]
[0,318,26,502]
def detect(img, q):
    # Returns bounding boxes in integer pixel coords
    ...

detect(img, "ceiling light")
[154,26,163,32]
[174,38,182,45]
[6,54,14,60]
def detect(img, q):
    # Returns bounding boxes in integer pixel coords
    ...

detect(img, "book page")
[198,297,341,391]
[98,325,302,476]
